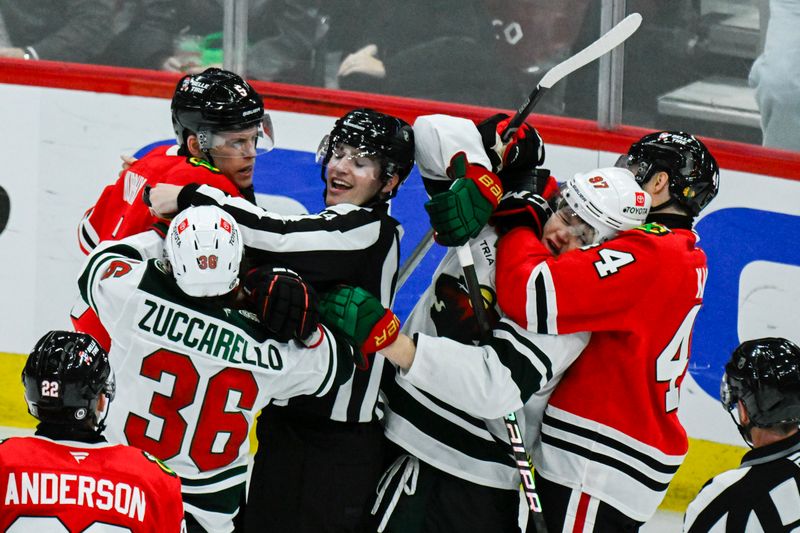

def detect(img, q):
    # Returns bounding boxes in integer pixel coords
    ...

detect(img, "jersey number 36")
[124,349,257,471]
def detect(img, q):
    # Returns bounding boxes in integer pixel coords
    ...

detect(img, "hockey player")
[72,67,272,351]
[144,108,415,533]
[77,205,360,533]
[423,130,719,530]
[319,114,650,533]
[0,330,186,532]
[683,337,800,531]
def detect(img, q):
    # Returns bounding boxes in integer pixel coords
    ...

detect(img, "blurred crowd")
[0,0,795,150]
[0,0,565,109]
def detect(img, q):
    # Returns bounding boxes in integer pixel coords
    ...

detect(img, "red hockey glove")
[490,190,553,239]
[477,113,545,173]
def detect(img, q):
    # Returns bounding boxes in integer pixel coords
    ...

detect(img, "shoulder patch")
[101,259,134,280]
[633,222,671,236]
[142,450,178,477]
[186,156,221,174]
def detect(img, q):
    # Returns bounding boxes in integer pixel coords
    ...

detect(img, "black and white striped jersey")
[178,184,401,422]
[683,430,800,532]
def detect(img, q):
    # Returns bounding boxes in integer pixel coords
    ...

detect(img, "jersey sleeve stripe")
[180,465,248,487]
[489,321,553,402]
[383,376,515,466]
[182,481,244,519]
[78,212,99,254]
[312,326,354,397]
[415,383,496,429]
[525,264,557,334]
[150,220,169,238]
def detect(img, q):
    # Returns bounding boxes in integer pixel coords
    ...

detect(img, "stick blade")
[539,12,642,89]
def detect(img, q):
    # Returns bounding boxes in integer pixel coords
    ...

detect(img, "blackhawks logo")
[633,222,670,236]
[187,157,221,174]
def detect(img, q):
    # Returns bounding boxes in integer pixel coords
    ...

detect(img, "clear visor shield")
[720,373,735,411]
[554,198,599,246]
[198,114,274,158]
[315,135,380,165]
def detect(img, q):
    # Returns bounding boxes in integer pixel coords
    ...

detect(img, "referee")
[683,337,800,532]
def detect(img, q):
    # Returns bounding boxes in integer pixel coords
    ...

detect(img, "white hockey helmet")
[164,205,244,297]
[560,167,651,244]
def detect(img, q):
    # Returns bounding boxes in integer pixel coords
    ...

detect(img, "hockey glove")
[498,167,560,202]
[318,285,400,370]
[477,113,545,173]
[242,266,320,343]
[424,152,503,247]
[489,189,553,239]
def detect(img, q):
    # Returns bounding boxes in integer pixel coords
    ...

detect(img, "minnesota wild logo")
[142,450,178,477]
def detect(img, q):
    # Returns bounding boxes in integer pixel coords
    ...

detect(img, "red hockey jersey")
[77,145,242,254]
[0,436,185,532]
[496,222,708,521]
[73,145,243,350]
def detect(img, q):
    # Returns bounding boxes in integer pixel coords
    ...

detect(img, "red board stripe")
[2,58,799,180]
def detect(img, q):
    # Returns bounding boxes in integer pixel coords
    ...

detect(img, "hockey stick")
[396,227,434,292]
[396,13,643,290]
[500,11,642,142]
[456,13,643,532]
[459,237,549,532]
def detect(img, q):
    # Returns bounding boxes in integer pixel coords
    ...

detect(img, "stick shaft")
[455,243,548,531]
[396,228,435,292]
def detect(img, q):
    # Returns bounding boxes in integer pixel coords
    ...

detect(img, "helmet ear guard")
[165,205,244,297]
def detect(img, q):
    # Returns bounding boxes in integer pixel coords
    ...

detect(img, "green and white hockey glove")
[318,285,400,369]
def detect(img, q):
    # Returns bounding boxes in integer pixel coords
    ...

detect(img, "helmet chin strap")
[202,149,216,167]
[728,410,755,448]
[95,393,112,434]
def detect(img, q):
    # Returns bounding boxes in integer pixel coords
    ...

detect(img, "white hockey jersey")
[381,114,588,490]
[77,232,354,532]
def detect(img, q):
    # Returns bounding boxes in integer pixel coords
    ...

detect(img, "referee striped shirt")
[683,430,800,532]
[177,184,401,422]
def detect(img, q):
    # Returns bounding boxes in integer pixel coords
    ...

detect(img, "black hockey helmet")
[171,67,270,150]
[721,337,800,429]
[22,331,115,430]
[618,131,719,217]
[317,108,415,199]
